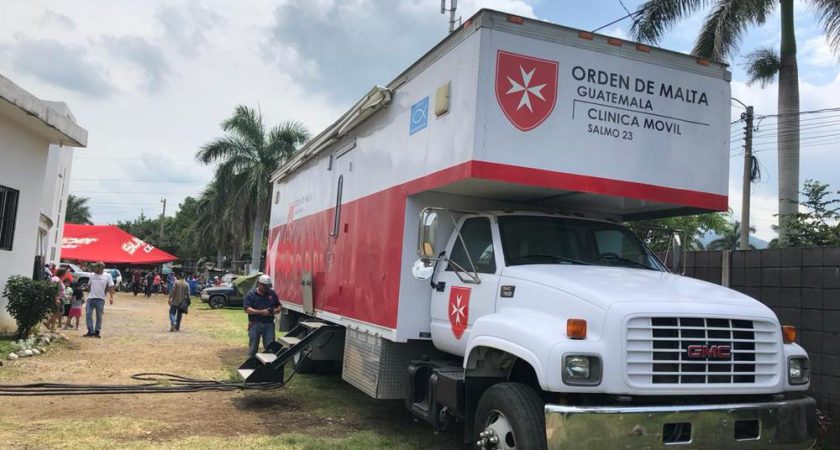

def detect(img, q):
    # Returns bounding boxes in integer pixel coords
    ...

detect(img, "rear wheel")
[474,383,546,450]
[292,349,319,374]
[208,295,225,309]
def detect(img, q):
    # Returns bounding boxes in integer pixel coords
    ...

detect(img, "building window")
[0,185,20,251]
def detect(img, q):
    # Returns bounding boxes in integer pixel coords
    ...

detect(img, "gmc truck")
[238,10,816,449]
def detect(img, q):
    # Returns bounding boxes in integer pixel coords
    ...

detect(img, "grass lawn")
[0,336,14,356]
[0,295,462,449]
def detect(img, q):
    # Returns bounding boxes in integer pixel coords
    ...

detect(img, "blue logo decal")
[409,96,429,135]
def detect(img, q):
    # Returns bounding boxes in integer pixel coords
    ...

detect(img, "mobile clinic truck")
[241,9,817,449]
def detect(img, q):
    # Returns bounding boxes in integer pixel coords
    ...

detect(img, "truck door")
[430,216,502,356]
[323,147,354,313]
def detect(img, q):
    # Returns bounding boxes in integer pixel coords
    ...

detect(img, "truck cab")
[410,209,815,449]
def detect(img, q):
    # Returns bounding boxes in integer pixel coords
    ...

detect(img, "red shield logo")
[448,286,471,340]
[495,50,558,131]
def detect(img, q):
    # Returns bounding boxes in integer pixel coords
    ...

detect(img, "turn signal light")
[783,325,797,344]
[567,319,587,339]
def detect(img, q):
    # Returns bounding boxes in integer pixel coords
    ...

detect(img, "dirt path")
[0,293,460,449]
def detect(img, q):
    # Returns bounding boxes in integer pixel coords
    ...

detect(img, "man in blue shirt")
[243,275,282,357]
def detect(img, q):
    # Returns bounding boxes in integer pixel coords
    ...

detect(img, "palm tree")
[65,194,93,224]
[709,221,756,250]
[631,0,840,242]
[196,106,309,272]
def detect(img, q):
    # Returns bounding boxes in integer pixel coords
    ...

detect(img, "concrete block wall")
[682,247,840,446]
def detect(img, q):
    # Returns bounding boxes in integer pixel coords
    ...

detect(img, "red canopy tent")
[61,224,177,264]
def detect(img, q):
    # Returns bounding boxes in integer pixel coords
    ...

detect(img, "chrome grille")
[626,317,780,387]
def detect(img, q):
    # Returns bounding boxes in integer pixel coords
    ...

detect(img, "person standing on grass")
[145,271,154,298]
[84,262,114,338]
[243,275,281,357]
[67,287,84,330]
[61,277,73,328]
[153,272,161,294]
[46,269,65,331]
[167,273,191,332]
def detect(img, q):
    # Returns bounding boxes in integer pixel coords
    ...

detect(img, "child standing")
[66,287,84,330]
[61,278,73,328]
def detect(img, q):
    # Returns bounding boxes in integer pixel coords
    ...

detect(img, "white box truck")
[241,9,816,449]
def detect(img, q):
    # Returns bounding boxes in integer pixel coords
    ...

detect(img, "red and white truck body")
[262,10,815,449]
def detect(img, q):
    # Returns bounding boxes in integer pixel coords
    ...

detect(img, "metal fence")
[681,247,840,445]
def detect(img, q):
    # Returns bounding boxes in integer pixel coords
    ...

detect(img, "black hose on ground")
[0,372,285,396]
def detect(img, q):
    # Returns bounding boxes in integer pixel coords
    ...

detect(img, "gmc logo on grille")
[687,344,731,359]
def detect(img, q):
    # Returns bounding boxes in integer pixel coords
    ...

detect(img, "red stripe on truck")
[470,161,728,211]
[268,161,727,330]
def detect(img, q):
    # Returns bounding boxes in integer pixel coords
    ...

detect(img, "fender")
[465,309,565,390]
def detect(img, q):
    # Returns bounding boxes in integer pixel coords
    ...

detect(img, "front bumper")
[545,396,816,449]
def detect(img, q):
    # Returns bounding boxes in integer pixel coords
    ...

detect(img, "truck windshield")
[498,216,662,271]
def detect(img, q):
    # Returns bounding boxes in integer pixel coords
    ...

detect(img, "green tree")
[709,221,756,250]
[629,212,731,251]
[65,194,93,225]
[631,0,840,242]
[775,179,840,247]
[196,106,308,272]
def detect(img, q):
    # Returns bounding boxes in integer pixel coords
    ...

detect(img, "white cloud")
[801,36,837,68]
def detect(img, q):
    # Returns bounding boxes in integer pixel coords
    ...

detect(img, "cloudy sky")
[1,0,838,241]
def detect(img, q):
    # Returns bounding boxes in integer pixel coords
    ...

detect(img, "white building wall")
[0,119,51,333]
[41,144,74,266]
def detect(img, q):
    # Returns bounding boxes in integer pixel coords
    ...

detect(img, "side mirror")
[418,210,439,259]
[670,233,684,273]
[411,259,434,280]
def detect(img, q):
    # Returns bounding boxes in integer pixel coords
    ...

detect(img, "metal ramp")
[237,321,342,384]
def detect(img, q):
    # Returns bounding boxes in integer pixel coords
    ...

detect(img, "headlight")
[788,357,810,385]
[563,355,602,386]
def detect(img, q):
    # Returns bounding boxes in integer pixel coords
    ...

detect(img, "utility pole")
[159,197,167,242]
[441,0,460,33]
[739,106,754,250]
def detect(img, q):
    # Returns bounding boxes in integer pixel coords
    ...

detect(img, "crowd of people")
[43,263,282,356]
[45,262,113,337]
[128,270,203,298]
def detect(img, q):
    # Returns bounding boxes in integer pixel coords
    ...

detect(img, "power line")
[616,0,632,16]
[75,156,194,161]
[72,191,201,195]
[757,106,840,119]
[71,178,204,183]
[592,2,648,32]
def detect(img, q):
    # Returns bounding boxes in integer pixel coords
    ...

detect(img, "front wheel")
[474,383,546,450]
[208,296,225,309]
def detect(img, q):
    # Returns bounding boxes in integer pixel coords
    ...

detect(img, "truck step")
[237,369,254,380]
[300,321,328,329]
[279,336,301,347]
[256,353,277,364]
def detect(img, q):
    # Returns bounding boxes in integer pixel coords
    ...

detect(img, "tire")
[473,383,546,450]
[208,295,226,309]
[292,350,319,374]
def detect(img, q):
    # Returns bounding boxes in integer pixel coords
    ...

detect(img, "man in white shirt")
[84,262,115,338]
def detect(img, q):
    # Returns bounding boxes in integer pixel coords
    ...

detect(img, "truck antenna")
[440,0,461,33]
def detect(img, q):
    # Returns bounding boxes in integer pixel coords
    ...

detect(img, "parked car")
[200,284,243,309]
[200,273,258,309]
[104,268,122,291]
[59,263,94,290]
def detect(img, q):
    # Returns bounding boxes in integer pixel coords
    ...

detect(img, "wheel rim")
[210,297,223,308]
[479,410,516,450]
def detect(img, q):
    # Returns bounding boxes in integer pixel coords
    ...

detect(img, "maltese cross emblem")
[448,286,471,339]
[495,50,558,131]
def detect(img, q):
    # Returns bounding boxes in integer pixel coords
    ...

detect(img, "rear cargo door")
[430,216,502,356]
